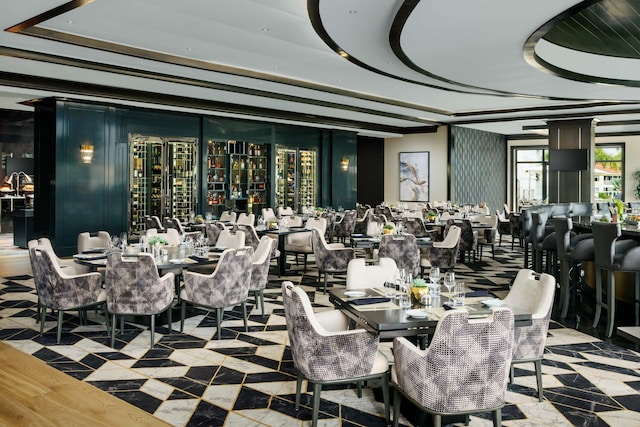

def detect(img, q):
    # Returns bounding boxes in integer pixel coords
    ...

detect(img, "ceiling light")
[339,51,349,58]
[348,10,357,14]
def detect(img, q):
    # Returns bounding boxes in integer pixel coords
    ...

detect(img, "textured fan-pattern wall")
[451,126,506,213]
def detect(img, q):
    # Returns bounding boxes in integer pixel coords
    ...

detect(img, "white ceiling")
[2,0,640,138]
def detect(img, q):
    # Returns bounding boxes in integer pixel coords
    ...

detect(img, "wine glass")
[443,271,456,304]
[429,267,441,296]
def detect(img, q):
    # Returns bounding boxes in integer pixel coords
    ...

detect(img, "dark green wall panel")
[331,131,357,209]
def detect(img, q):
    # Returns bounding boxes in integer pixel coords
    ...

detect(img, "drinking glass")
[443,271,456,304]
[453,281,465,306]
[398,287,411,309]
[429,267,441,296]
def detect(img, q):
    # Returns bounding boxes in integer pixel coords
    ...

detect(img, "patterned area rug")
[1,243,639,426]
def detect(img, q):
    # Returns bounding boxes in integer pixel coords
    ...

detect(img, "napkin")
[349,297,391,305]
[189,255,208,262]
[465,290,491,297]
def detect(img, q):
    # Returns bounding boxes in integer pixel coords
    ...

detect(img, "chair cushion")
[371,351,390,375]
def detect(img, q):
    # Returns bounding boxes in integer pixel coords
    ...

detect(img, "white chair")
[346,257,398,290]
[262,207,278,223]
[503,269,556,401]
[28,237,87,274]
[477,214,499,261]
[219,210,237,223]
[419,225,461,275]
[237,213,255,226]
[278,206,294,217]
[282,281,390,427]
[285,217,326,271]
[283,215,303,228]
[77,231,111,254]
[216,229,246,249]
[146,228,181,246]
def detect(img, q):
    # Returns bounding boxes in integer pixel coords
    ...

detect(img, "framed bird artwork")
[399,151,429,202]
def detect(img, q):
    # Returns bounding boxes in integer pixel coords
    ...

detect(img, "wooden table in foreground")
[0,341,170,427]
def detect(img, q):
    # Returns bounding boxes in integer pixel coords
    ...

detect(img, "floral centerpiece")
[382,224,394,235]
[612,199,625,223]
[147,235,168,247]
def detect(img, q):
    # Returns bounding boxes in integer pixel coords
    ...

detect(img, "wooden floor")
[0,341,170,427]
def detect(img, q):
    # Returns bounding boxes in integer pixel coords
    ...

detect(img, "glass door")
[299,149,317,210]
[275,146,317,212]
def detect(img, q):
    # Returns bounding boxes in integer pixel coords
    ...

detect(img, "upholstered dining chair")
[262,207,278,223]
[146,227,181,246]
[145,215,164,232]
[457,219,478,263]
[77,231,111,254]
[334,210,357,243]
[346,257,398,290]
[30,247,106,344]
[28,237,86,274]
[236,224,260,250]
[215,228,246,249]
[401,216,430,238]
[419,225,461,276]
[282,281,390,427]
[320,211,336,241]
[378,234,420,277]
[392,308,514,427]
[510,213,524,250]
[180,247,253,339]
[353,208,372,234]
[249,237,275,316]
[285,217,326,271]
[236,212,255,226]
[104,252,175,348]
[277,206,294,217]
[496,209,511,246]
[204,221,225,245]
[219,210,237,223]
[311,229,355,293]
[477,214,498,261]
[503,269,555,401]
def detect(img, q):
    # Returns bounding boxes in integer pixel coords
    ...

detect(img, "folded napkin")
[465,290,491,297]
[189,255,208,262]
[349,297,391,305]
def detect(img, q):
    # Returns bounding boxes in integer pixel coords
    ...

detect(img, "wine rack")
[205,140,227,217]
[248,143,268,214]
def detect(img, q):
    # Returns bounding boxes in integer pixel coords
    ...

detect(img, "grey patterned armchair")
[249,237,275,316]
[237,224,260,250]
[282,281,389,427]
[420,225,461,276]
[353,208,371,234]
[30,247,106,344]
[378,234,420,277]
[204,222,225,246]
[392,308,515,427]
[180,247,253,339]
[457,219,478,263]
[503,269,555,401]
[311,229,355,293]
[320,211,336,241]
[333,210,357,243]
[401,216,430,238]
[105,252,175,348]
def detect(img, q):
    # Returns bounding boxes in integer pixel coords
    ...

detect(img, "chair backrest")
[250,237,274,291]
[147,228,181,246]
[262,207,278,223]
[104,252,174,315]
[334,210,357,236]
[77,231,111,254]
[503,203,511,217]
[378,234,420,276]
[237,224,260,249]
[31,247,103,309]
[306,217,327,235]
[281,281,378,381]
[457,219,477,251]
[531,211,549,247]
[503,269,556,360]
[278,206,294,217]
[216,229,246,249]
[219,210,237,223]
[401,216,428,237]
[320,211,336,240]
[394,308,514,413]
[237,213,255,226]
[285,216,304,228]
[184,248,254,307]
[591,222,621,269]
[433,225,460,248]
[510,213,523,237]
[163,217,174,230]
[205,222,222,245]
[346,257,398,290]
[553,217,572,258]
[172,217,187,234]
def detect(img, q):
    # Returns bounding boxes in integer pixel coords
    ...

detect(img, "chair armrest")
[315,309,349,332]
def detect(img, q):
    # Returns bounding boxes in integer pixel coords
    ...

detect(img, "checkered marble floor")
[1,243,640,426]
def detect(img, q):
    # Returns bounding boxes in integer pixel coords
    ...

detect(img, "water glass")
[453,281,465,307]
[398,289,411,309]
[384,280,396,298]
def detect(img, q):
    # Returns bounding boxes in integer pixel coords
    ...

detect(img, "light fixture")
[340,156,349,171]
[80,143,94,164]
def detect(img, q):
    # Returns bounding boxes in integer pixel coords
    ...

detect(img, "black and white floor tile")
[1,243,640,426]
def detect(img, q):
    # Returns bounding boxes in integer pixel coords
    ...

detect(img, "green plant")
[147,235,168,246]
[383,224,394,230]
[412,278,427,287]
[613,198,625,217]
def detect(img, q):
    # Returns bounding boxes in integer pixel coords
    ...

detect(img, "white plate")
[344,291,366,297]
[215,246,227,251]
[482,299,505,307]
[169,259,183,264]
[406,309,429,319]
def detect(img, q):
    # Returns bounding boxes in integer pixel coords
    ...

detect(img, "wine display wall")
[275,146,317,211]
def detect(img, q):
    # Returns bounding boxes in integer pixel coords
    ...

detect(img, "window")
[594,144,624,201]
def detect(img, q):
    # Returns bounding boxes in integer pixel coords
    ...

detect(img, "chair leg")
[560,259,571,318]
[166,305,172,335]
[534,359,543,401]
[635,272,640,326]
[311,382,322,427]
[39,304,46,336]
[260,291,265,317]
[392,386,401,427]
[432,414,442,427]
[216,307,224,340]
[110,314,117,347]
[56,310,64,344]
[180,300,186,333]
[295,373,302,411]
[356,381,362,398]
[381,374,390,426]
[593,267,604,329]
[242,302,248,333]
[149,314,155,348]
[323,272,328,294]
[606,270,616,338]
[492,409,502,427]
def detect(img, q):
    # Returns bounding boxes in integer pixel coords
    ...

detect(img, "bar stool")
[531,212,556,274]
[553,217,594,318]
[591,222,640,337]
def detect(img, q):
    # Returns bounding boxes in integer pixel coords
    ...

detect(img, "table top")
[73,250,221,271]
[328,287,532,340]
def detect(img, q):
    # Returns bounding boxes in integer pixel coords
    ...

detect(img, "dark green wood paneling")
[331,131,357,209]
[128,109,200,138]
[357,136,384,206]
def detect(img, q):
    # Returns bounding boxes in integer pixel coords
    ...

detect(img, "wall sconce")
[340,156,349,171]
[80,143,94,164]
